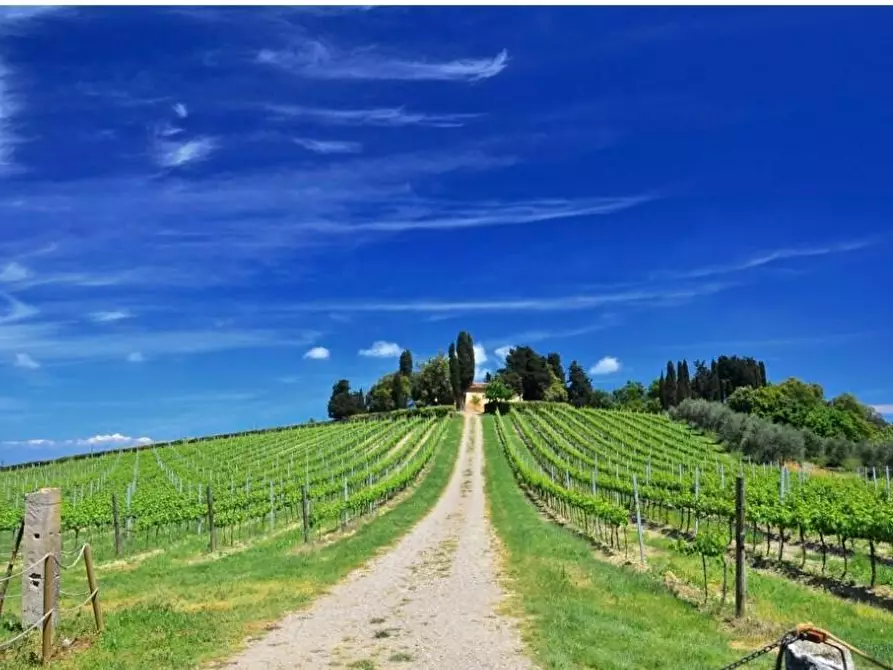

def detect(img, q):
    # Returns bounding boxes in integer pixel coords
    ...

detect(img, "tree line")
[324,331,890,468]
[327,331,477,420]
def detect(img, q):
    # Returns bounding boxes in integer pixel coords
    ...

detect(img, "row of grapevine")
[0,414,453,557]
[507,404,893,590]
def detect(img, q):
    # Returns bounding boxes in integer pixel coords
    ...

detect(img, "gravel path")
[222,413,534,670]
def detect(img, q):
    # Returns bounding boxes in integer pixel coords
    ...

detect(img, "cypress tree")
[658,371,667,410]
[567,361,593,408]
[399,350,413,377]
[709,359,721,401]
[456,331,475,395]
[758,361,768,387]
[448,343,461,409]
[665,361,677,407]
[677,359,691,403]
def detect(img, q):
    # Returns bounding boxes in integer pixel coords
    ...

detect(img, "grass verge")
[2,417,463,670]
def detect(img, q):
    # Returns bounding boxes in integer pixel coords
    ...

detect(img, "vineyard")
[0,412,452,561]
[495,403,893,595]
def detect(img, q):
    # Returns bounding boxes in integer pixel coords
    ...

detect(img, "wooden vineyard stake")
[0,518,24,617]
[735,475,746,618]
[207,487,217,552]
[42,554,54,664]
[83,544,104,632]
[302,485,310,544]
[632,474,646,566]
[112,493,122,557]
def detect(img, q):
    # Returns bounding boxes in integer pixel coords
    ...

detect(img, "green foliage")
[544,370,569,403]
[566,360,593,408]
[448,343,461,409]
[664,361,677,408]
[485,377,515,403]
[456,331,475,394]
[328,379,367,420]
[501,346,553,401]
[677,360,692,404]
[589,389,615,409]
[546,352,565,384]
[398,350,413,378]
[412,354,454,407]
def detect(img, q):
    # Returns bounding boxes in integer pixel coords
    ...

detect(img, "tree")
[392,349,414,409]
[589,389,615,409]
[613,381,647,410]
[328,379,366,420]
[544,370,569,403]
[412,354,454,407]
[546,353,565,385]
[485,377,514,402]
[448,343,461,409]
[399,350,413,377]
[502,346,552,400]
[368,374,399,413]
[664,361,677,408]
[677,359,691,404]
[456,331,475,403]
[709,359,721,401]
[758,361,768,387]
[657,372,667,410]
[567,361,593,408]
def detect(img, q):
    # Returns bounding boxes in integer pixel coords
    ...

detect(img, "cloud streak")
[90,310,132,323]
[303,346,330,360]
[658,238,881,280]
[267,104,478,128]
[259,41,508,82]
[290,284,729,315]
[14,352,40,369]
[294,138,362,155]
[154,137,217,168]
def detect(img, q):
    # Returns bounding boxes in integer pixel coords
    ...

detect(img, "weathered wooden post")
[83,544,103,632]
[42,554,54,664]
[0,518,24,617]
[735,475,746,618]
[23,488,61,629]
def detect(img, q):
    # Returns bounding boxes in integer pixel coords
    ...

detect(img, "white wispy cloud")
[90,310,132,323]
[494,345,513,361]
[126,351,145,363]
[259,41,508,82]
[154,137,217,168]
[497,317,620,345]
[294,137,362,155]
[0,6,59,26]
[173,102,188,118]
[359,340,401,358]
[301,195,655,234]
[14,352,40,369]
[0,59,18,173]
[590,356,621,375]
[870,404,893,415]
[660,238,880,280]
[0,261,32,282]
[4,433,154,450]
[267,104,478,128]
[303,346,330,360]
[0,293,38,323]
[293,284,729,314]
[473,343,490,381]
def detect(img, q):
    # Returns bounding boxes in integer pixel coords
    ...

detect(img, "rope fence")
[0,543,103,664]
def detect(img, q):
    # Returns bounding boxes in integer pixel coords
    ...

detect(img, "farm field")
[0,413,456,667]
[0,413,449,563]
[490,406,893,666]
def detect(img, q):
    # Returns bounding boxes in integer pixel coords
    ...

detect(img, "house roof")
[467,382,488,392]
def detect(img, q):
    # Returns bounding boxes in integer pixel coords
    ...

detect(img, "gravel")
[222,413,534,669]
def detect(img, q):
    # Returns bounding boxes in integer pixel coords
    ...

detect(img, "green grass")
[483,414,893,669]
[482,415,739,669]
[1,417,463,670]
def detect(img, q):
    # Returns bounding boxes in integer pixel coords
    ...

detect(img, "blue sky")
[1,6,891,463]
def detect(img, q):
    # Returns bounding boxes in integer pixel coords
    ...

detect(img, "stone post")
[22,488,61,628]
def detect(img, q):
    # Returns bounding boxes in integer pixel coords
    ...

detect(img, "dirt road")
[222,413,533,669]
